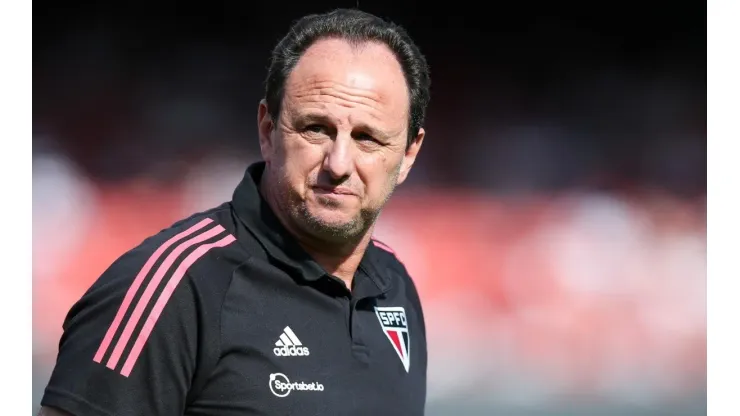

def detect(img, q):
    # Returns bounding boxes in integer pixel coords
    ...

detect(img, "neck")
[260,173,372,288]
[297,231,372,287]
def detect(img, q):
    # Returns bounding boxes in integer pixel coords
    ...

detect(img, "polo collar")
[232,162,391,295]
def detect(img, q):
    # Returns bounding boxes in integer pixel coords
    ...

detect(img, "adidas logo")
[273,326,310,357]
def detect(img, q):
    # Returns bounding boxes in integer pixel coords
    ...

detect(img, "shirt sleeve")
[40,248,202,416]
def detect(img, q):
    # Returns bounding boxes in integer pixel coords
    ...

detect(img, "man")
[39,8,430,416]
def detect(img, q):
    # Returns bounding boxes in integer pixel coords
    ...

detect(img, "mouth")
[312,186,357,197]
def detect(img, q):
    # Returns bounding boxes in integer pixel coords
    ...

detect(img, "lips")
[312,186,356,196]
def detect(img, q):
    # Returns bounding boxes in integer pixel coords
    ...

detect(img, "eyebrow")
[294,112,333,126]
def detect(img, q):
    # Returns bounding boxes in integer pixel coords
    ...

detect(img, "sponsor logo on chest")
[269,372,324,397]
[273,326,310,357]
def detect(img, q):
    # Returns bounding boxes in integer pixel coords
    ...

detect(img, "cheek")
[281,136,325,181]
[357,153,400,198]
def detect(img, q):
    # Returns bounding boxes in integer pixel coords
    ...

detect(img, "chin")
[298,206,364,238]
[310,209,356,227]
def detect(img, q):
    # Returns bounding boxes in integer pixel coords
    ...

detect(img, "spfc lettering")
[374,306,411,372]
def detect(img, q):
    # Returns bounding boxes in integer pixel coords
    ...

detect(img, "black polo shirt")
[41,161,428,416]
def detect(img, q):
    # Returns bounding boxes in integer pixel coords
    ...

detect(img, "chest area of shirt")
[190,269,426,415]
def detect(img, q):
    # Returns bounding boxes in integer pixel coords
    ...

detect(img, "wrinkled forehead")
[282,38,410,126]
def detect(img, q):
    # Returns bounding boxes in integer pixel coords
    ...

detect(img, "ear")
[257,99,274,162]
[396,127,425,186]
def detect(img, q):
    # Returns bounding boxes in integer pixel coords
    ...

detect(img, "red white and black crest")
[374,306,410,372]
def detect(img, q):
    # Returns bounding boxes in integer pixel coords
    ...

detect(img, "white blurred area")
[33,148,706,415]
[32,145,96,351]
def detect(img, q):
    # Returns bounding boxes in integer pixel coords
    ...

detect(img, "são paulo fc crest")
[374,306,410,372]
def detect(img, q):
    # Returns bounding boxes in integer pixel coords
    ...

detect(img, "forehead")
[283,38,409,127]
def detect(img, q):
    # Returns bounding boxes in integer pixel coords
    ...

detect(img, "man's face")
[258,38,424,243]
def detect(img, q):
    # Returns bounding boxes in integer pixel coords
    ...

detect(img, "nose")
[322,135,354,181]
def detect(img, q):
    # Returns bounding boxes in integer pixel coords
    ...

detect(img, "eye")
[305,124,328,134]
[355,132,378,143]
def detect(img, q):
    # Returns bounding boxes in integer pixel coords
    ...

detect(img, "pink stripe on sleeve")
[93,218,214,363]
[120,234,237,377]
[105,224,226,370]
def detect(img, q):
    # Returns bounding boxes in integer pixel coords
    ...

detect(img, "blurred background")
[32,1,706,415]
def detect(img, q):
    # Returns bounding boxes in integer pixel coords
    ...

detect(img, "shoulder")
[69,205,245,334]
[131,203,238,266]
[99,204,242,291]
[56,205,245,375]
[370,238,409,277]
[370,238,422,301]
